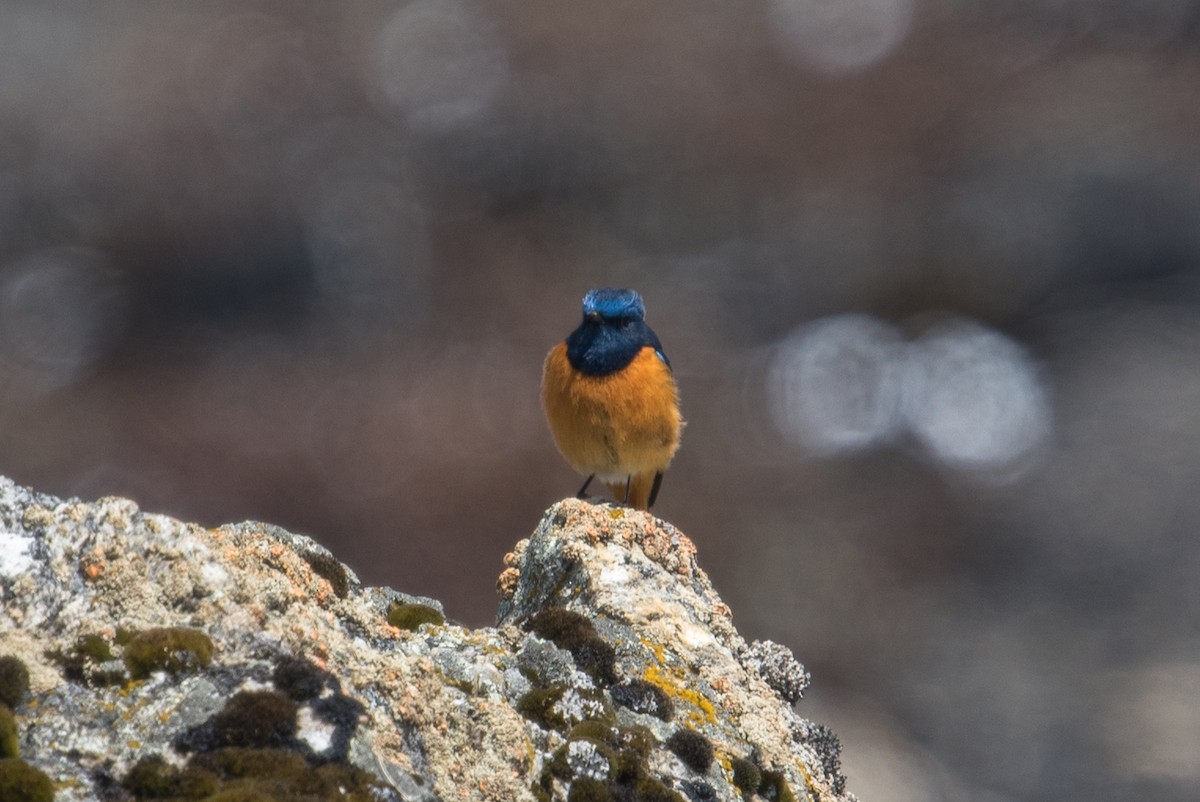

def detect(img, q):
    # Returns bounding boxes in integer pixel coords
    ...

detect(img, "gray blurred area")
[2,2,1199,800]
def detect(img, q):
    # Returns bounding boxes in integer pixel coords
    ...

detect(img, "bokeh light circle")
[769,314,906,454]
[768,0,915,75]
[903,319,1051,475]
[0,247,127,397]
[374,0,509,131]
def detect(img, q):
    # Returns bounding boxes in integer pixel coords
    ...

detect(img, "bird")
[542,288,683,510]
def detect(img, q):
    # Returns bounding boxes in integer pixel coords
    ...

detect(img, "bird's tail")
[607,470,664,511]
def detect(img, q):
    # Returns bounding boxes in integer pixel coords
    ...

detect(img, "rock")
[0,477,852,802]
[739,639,812,706]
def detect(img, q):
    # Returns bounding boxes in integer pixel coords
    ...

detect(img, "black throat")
[566,318,663,376]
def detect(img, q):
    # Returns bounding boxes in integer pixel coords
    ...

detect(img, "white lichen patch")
[597,563,633,587]
[298,705,336,753]
[567,739,610,780]
[553,688,608,725]
[200,562,230,590]
[677,620,717,651]
[0,529,35,577]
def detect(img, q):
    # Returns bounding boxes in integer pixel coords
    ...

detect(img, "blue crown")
[582,288,645,321]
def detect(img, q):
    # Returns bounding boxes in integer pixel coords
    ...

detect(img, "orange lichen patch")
[378,623,405,640]
[80,548,106,581]
[630,523,698,578]
[496,567,520,598]
[794,758,822,800]
[310,641,330,663]
[642,664,716,727]
[312,579,334,605]
[247,605,269,626]
[640,637,667,666]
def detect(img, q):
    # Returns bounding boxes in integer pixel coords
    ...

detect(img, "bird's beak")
[585,311,602,323]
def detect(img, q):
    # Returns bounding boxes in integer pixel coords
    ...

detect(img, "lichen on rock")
[0,476,852,802]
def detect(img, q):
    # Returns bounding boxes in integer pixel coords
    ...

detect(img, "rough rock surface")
[0,476,852,802]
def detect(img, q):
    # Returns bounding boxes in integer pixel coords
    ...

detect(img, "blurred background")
[2,1,1199,799]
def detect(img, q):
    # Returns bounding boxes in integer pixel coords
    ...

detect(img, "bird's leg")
[623,475,632,504]
[576,474,595,498]
[647,471,664,509]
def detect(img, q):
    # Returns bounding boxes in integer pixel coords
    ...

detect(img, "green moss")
[730,757,761,793]
[666,728,713,774]
[271,655,325,702]
[633,774,685,802]
[618,725,656,758]
[525,609,617,686]
[0,758,54,802]
[611,748,676,798]
[521,686,616,732]
[122,754,219,799]
[46,634,125,688]
[571,639,617,687]
[517,686,567,730]
[176,767,221,799]
[557,720,668,799]
[612,749,644,785]
[76,633,113,661]
[205,790,279,802]
[609,679,674,721]
[569,720,617,744]
[0,656,30,709]
[544,744,574,782]
[387,603,445,631]
[123,628,213,680]
[567,776,613,802]
[567,721,655,760]
[0,705,17,759]
[302,552,350,599]
[124,747,391,801]
[759,769,797,802]
[122,754,178,798]
[573,736,617,775]
[527,608,594,649]
[542,733,622,791]
[314,762,389,792]
[211,691,298,749]
[194,746,308,780]
[196,747,392,800]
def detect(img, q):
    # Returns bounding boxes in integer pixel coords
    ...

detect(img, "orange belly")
[542,343,683,481]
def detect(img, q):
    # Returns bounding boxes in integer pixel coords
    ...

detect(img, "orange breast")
[542,343,683,480]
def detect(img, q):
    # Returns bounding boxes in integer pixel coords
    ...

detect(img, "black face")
[566,291,667,376]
